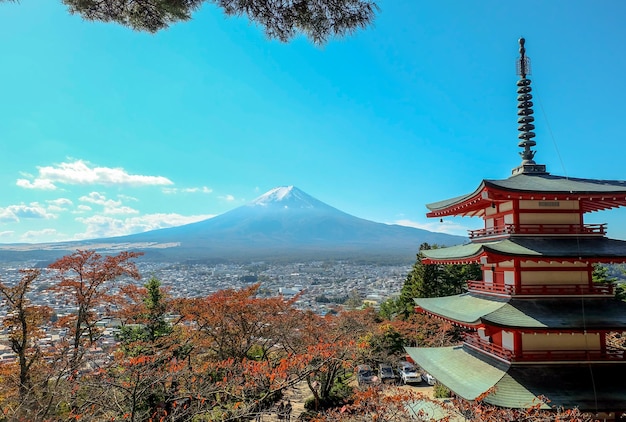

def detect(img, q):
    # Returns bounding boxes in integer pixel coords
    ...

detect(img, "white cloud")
[220,194,235,201]
[0,209,19,223]
[162,186,213,195]
[0,203,56,222]
[80,192,107,204]
[46,198,73,212]
[197,186,213,194]
[47,198,73,207]
[17,159,174,190]
[76,205,92,212]
[106,206,140,215]
[78,192,139,215]
[118,194,138,202]
[74,213,215,240]
[0,231,15,238]
[16,178,57,190]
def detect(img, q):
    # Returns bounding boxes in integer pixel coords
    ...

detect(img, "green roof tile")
[414,294,507,325]
[416,294,626,329]
[405,346,510,401]
[422,237,626,261]
[406,346,626,410]
[427,174,626,212]
[484,298,626,329]
[486,173,626,194]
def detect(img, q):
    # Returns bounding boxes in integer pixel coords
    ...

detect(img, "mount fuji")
[0,186,466,264]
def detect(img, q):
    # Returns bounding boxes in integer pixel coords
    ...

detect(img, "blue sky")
[2,1,626,244]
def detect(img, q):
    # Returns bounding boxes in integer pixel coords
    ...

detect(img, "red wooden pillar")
[513,331,523,360]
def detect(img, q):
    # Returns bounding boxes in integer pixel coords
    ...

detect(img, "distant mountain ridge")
[0,186,466,264]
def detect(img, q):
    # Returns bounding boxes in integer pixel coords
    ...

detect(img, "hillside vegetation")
[0,250,603,421]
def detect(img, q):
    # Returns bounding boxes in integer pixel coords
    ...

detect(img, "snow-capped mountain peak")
[249,186,325,209]
[252,186,296,205]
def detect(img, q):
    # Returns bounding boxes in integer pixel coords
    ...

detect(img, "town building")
[405,38,626,418]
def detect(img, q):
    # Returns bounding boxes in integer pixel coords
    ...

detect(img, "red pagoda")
[405,39,626,416]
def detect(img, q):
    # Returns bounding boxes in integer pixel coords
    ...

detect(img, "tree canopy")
[392,243,482,319]
[3,0,379,44]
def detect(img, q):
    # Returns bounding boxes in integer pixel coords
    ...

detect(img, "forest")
[0,249,611,421]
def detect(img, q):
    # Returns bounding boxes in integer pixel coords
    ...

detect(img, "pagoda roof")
[421,237,626,264]
[405,345,546,408]
[415,294,626,330]
[414,293,507,326]
[484,298,626,329]
[426,173,626,217]
[486,173,626,194]
[406,345,626,410]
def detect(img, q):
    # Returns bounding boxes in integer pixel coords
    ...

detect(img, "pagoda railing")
[463,334,512,362]
[468,223,606,239]
[466,280,614,296]
[464,334,626,362]
[466,280,513,295]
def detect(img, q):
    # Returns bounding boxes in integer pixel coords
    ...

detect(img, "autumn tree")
[168,284,376,419]
[168,284,314,419]
[76,277,194,422]
[44,248,144,420]
[2,0,378,44]
[289,309,377,411]
[0,268,53,418]
[359,322,406,364]
[313,387,432,422]
[48,249,142,374]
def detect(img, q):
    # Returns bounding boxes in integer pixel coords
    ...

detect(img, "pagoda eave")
[480,252,626,265]
[426,176,626,217]
[426,184,490,218]
[488,187,626,213]
[425,253,626,265]
[414,306,481,329]
[421,237,626,264]
[421,255,482,265]
[405,346,626,411]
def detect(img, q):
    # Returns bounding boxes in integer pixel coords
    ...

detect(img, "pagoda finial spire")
[512,37,547,175]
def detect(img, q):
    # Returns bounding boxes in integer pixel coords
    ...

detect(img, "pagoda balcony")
[466,280,614,297]
[463,334,626,363]
[466,280,513,296]
[468,223,606,240]
[462,333,513,362]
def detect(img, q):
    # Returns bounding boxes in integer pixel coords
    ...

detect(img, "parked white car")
[398,361,421,384]
[422,372,436,386]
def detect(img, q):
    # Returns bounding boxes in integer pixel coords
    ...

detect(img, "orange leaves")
[0,268,55,407]
[48,250,143,366]
[176,283,298,361]
[128,355,154,366]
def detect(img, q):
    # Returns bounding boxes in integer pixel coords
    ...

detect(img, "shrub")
[433,382,451,398]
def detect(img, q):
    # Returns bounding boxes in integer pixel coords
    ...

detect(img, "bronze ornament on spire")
[512,38,547,175]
